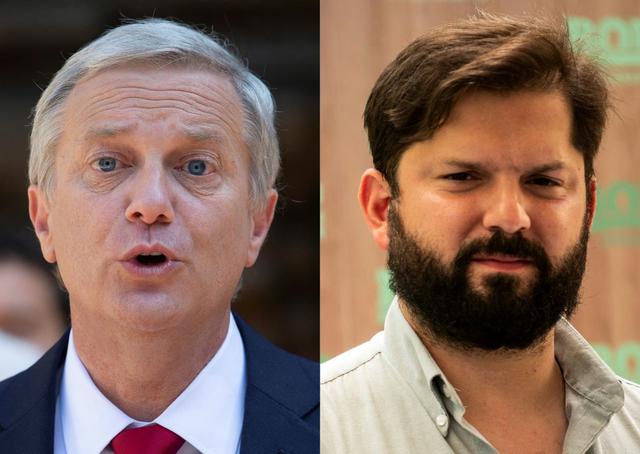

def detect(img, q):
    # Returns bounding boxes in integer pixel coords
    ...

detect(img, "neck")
[71,309,230,421]
[400,302,565,420]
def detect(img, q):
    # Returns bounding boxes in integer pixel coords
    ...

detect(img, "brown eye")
[444,172,474,181]
[530,177,558,187]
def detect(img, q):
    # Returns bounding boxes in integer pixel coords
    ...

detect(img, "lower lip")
[472,259,533,271]
[120,259,182,278]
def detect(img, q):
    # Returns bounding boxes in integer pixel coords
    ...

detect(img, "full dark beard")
[387,205,589,351]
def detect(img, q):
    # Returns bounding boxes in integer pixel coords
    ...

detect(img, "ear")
[245,189,278,267]
[358,168,392,251]
[28,185,56,263]
[586,177,597,229]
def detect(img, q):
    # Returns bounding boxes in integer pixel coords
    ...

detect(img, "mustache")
[453,231,552,272]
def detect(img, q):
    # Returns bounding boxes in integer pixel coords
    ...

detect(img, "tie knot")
[111,424,184,454]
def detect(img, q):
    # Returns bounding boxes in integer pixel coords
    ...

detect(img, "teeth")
[140,252,163,256]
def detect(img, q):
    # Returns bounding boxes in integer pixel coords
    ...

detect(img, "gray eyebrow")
[179,125,224,143]
[83,123,223,143]
[84,123,136,141]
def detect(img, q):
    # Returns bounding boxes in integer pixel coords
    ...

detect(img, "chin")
[112,292,184,332]
[473,273,534,294]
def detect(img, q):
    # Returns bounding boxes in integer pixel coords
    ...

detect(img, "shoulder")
[0,332,68,452]
[234,315,319,453]
[234,314,318,419]
[321,331,384,385]
[595,378,640,448]
[619,378,640,410]
[321,331,437,453]
[0,331,68,408]
[321,331,390,424]
[235,314,318,386]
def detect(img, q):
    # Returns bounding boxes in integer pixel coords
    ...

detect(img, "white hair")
[29,18,279,210]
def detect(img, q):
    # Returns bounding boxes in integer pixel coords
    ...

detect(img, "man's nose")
[482,182,531,234]
[125,164,176,225]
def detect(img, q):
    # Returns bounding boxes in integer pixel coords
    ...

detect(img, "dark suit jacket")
[0,315,319,454]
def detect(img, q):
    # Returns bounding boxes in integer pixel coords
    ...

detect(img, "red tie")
[110,424,185,454]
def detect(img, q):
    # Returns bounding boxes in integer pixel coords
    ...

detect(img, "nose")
[125,164,175,225]
[482,181,531,234]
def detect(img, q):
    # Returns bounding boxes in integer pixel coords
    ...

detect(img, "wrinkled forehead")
[60,64,247,146]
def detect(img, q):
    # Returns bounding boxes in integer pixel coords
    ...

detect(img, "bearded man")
[321,13,640,454]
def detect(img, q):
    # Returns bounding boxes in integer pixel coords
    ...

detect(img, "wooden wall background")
[320,0,640,382]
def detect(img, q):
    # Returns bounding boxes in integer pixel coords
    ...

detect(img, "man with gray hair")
[0,19,318,454]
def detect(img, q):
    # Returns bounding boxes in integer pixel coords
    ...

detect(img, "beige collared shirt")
[321,298,640,453]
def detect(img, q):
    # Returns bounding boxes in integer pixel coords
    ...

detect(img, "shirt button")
[436,414,448,427]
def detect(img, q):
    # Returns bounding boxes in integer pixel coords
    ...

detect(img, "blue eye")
[98,157,117,172]
[186,159,207,176]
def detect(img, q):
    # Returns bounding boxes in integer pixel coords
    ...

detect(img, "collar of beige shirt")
[381,297,624,448]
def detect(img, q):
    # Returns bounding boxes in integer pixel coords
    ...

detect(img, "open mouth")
[121,245,180,277]
[135,253,167,266]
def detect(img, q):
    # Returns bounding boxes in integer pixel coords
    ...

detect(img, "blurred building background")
[0,0,318,362]
[321,0,640,383]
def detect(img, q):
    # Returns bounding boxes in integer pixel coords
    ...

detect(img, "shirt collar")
[382,297,457,436]
[381,296,626,440]
[555,317,623,413]
[553,318,625,452]
[57,316,246,454]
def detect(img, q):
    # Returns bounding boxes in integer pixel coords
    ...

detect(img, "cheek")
[184,209,252,302]
[402,192,478,249]
[189,200,253,264]
[531,204,586,260]
[48,190,116,280]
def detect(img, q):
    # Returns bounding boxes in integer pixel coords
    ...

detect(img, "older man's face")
[28,66,276,332]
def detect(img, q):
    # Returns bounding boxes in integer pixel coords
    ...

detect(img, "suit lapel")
[240,385,319,454]
[235,315,319,454]
[0,331,69,454]
[0,320,320,454]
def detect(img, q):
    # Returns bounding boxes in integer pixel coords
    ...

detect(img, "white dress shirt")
[53,316,246,454]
